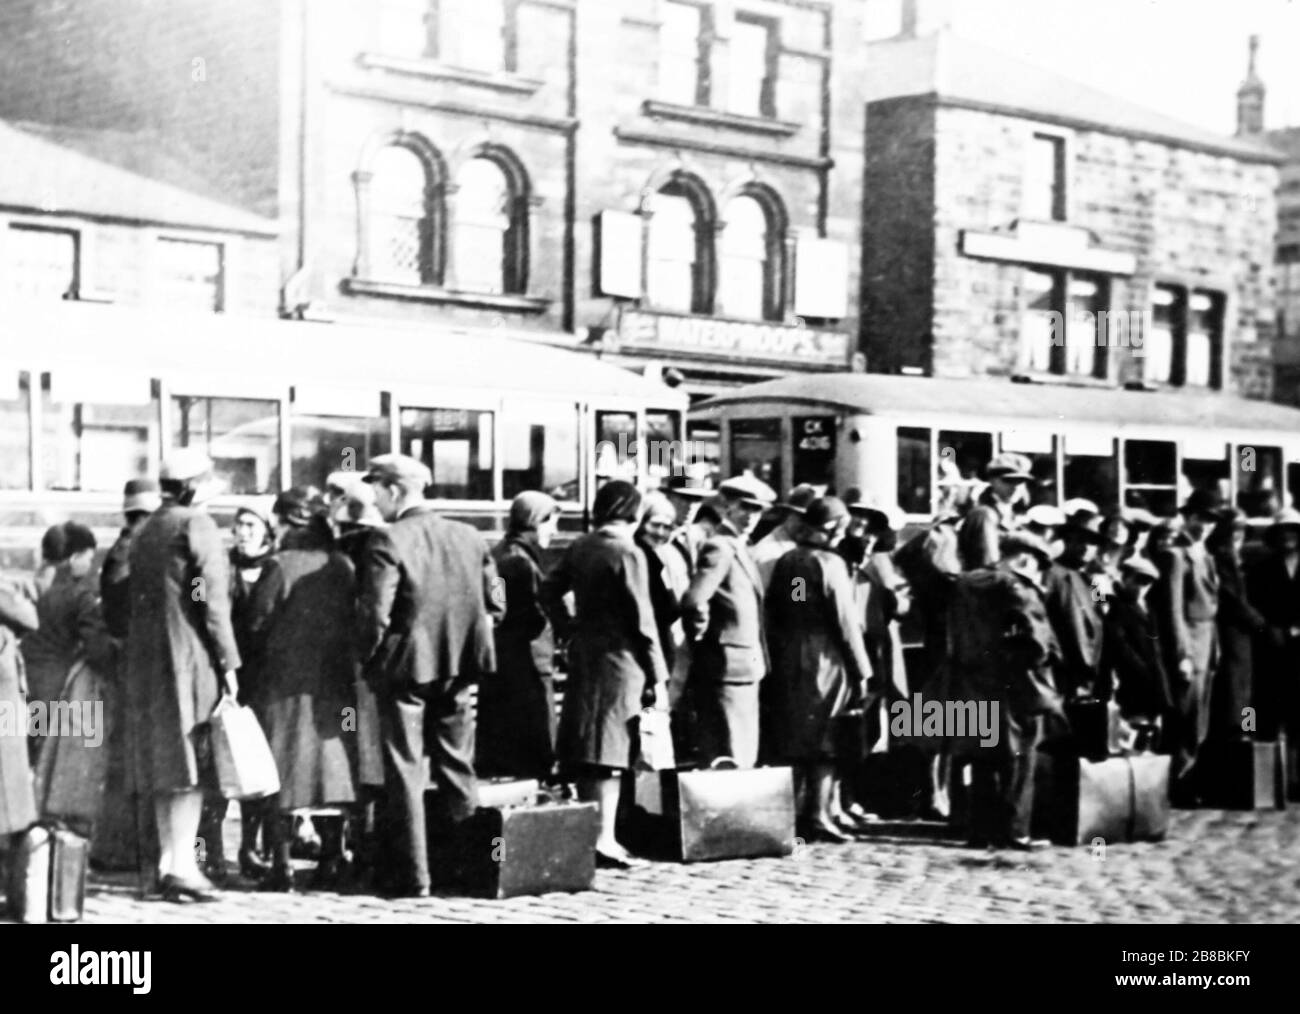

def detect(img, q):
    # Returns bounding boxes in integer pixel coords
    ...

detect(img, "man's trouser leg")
[425,677,479,834]
[1004,713,1041,842]
[379,680,431,893]
[968,752,1000,844]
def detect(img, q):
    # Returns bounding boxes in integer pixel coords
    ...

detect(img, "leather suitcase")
[49,828,89,923]
[6,825,51,923]
[1033,753,1170,845]
[669,764,796,863]
[1199,740,1284,810]
[431,800,598,899]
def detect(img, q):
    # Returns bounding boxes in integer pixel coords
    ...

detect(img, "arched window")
[645,177,713,314]
[451,153,528,295]
[368,143,439,285]
[717,193,782,320]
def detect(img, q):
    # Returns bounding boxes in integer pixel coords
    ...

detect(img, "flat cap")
[361,453,432,489]
[986,452,1034,481]
[122,477,162,515]
[718,474,777,508]
[160,446,214,483]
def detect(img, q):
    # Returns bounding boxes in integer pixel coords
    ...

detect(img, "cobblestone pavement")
[43,807,1300,924]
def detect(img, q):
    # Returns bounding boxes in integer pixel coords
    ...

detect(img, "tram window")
[43,391,154,493]
[1236,444,1284,518]
[937,430,992,514]
[1181,439,1229,507]
[503,401,580,502]
[730,418,782,490]
[171,396,280,495]
[645,410,682,489]
[291,415,390,490]
[400,407,494,501]
[0,372,31,490]
[1123,439,1177,517]
[595,411,638,484]
[1002,433,1059,507]
[1063,435,1117,511]
[896,426,931,516]
[684,421,721,488]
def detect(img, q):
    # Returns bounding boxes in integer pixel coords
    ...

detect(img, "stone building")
[859,25,1283,401]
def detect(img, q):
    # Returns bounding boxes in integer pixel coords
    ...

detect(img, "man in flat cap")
[1044,518,1105,704]
[958,453,1034,571]
[681,475,776,768]
[1098,556,1171,746]
[946,530,1061,850]
[356,453,502,897]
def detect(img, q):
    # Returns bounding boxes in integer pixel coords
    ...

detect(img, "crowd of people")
[2,444,1299,904]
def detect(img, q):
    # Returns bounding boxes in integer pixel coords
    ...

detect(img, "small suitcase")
[49,828,89,923]
[1033,752,1170,845]
[7,825,51,923]
[668,763,796,863]
[431,800,598,899]
[1199,740,1285,810]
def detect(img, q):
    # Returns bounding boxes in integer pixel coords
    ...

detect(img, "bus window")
[0,371,31,490]
[1124,439,1177,517]
[645,410,682,489]
[1236,444,1284,518]
[1063,432,1117,510]
[896,426,931,516]
[1001,432,1059,506]
[937,430,992,514]
[503,400,580,502]
[1181,438,1229,507]
[291,415,390,490]
[595,411,638,484]
[401,407,494,501]
[172,395,280,495]
[792,415,837,490]
[730,418,782,490]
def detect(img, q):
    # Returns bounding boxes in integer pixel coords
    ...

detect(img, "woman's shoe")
[160,873,218,904]
[595,848,648,870]
[238,847,272,881]
[799,819,853,844]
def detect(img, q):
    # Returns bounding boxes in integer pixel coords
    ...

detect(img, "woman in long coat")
[1207,511,1265,745]
[542,480,669,868]
[0,578,38,841]
[480,491,561,782]
[246,489,358,891]
[127,448,241,903]
[767,497,874,842]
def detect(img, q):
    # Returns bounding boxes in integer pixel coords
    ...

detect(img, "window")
[684,420,721,488]
[291,415,390,490]
[157,238,224,312]
[729,418,781,491]
[503,400,580,502]
[1063,432,1117,510]
[1001,432,1059,506]
[1023,269,1106,378]
[938,430,993,515]
[400,407,494,500]
[369,144,439,285]
[717,194,781,321]
[1147,285,1224,389]
[646,178,713,314]
[1023,269,1061,373]
[595,411,639,484]
[729,14,777,117]
[1181,438,1229,507]
[1123,439,1177,517]
[43,377,155,492]
[1146,285,1178,384]
[5,225,78,300]
[1236,444,1284,518]
[1025,133,1066,221]
[452,155,526,295]
[171,395,280,495]
[645,410,683,489]
[376,0,432,59]
[0,371,31,490]
[896,426,931,516]
[1185,291,1223,388]
[434,0,513,73]
[1066,276,1108,379]
[659,1,709,106]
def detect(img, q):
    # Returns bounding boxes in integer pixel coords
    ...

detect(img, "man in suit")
[1044,519,1105,703]
[958,453,1033,571]
[1154,489,1221,800]
[681,475,776,768]
[357,454,502,897]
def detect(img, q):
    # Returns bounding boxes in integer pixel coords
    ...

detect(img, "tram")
[0,299,688,566]
[688,372,1300,524]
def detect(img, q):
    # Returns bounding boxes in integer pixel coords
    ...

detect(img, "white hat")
[718,474,777,507]
[1062,498,1100,520]
[1025,504,1067,529]
[160,447,215,483]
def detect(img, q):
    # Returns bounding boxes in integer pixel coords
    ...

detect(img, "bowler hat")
[986,453,1034,482]
[122,478,162,515]
[804,496,850,531]
[776,484,819,515]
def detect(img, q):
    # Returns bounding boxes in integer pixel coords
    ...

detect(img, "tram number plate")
[793,416,836,486]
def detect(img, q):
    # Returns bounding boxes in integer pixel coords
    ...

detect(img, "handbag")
[635,706,676,772]
[209,696,280,800]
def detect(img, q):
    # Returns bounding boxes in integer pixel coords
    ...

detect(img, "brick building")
[859,26,1283,402]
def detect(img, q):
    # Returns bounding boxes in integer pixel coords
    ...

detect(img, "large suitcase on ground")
[49,827,89,923]
[430,800,598,899]
[6,825,51,923]
[1199,740,1285,810]
[1032,752,1170,845]
[623,763,796,863]
[33,661,113,834]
